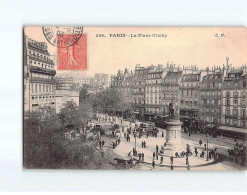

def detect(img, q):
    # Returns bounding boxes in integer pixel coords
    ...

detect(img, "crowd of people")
[228,142,247,166]
[95,113,246,170]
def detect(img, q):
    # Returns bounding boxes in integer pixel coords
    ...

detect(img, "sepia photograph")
[23,26,247,171]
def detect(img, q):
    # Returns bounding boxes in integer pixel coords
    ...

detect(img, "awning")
[218,126,247,134]
[206,124,216,129]
[130,111,139,114]
[144,113,156,116]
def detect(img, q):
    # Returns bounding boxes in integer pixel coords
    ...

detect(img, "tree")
[59,101,80,131]
[24,110,65,168]
[88,87,130,115]
[79,84,91,104]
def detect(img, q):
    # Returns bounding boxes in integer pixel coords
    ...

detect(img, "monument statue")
[168,97,179,120]
[162,96,183,156]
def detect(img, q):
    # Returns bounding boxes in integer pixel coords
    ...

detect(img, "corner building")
[220,68,247,137]
[24,35,56,117]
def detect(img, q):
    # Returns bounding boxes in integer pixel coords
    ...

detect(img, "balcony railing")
[28,42,50,55]
[30,66,56,75]
[29,54,54,65]
[31,77,56,84]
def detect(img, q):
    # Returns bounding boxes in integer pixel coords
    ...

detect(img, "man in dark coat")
[138,153,141,161]
[186,156,189,165]
[142,153,144,162]
[152,160,155,169]
[153,152,155,159]
[195,148,198,156]
[170,156,174,164]
[199,139,202,146]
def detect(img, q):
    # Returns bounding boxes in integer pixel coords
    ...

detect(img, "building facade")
[162,69,182,116]
[55,76,75,90]
[180,71,206,124]
[145,65,166,120]
[132,65,150,119]
[24,35,56,117]
[199,69,225,125]
[55,90,79,113]
[220,68,247,133]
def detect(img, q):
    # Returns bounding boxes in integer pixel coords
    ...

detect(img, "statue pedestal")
[161,119,184,157]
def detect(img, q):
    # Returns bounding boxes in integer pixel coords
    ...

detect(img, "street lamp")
[134,129,137,156]
[206,133,209,161]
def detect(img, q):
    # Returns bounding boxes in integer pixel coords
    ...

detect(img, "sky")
[25,27,247,77]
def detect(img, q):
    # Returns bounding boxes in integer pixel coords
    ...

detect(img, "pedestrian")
[162,131,164,137]
[199,139,202,146]
[144,141,146,148]
[118,138,120,144]
[153,152,155,160]
[115,140,118,146]
[102,140,105,146]
[156,145,159,153]
[160,156,163,164]
[195,149,198,157]
[112,142,115,149]
[175,152,178,158]
[170,156,174,164]
[187,164,190,171]
[209,151,212,160]
[186,156,189,165]
[142,153,144,162]
[170,164,174,170]
[141,141,144,148]
[152,160,155,169]
[204,143,207,151]
[138,153,141,161]
[99,141,102,147]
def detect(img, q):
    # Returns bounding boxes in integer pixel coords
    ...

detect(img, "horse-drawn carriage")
[114,158,142,169]
[138,122,158,136]
[92,124,105,136]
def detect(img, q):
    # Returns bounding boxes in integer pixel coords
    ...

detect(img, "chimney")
[226,57,229,68]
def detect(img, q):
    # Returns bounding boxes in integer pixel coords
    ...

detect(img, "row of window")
[31,83,55,94]
[30,60,53,69]
[201,82,222,89]
[201,108,220,114]
[202,99,221,105]
[181,82,199,87]
[225,91,246,98]
[225,99,245,106]
[225,118,246,127]
[225,81,246,88]
[225,109,246,117]
[181,90,198,96]
[31,95,55,104]
[29,50,48,58]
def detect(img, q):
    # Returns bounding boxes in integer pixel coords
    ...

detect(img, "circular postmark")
[42,26,83,48]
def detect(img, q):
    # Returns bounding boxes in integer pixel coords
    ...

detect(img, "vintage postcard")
[23,27,247,170]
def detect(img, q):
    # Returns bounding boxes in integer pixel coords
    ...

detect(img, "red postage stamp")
[57,34,87,70]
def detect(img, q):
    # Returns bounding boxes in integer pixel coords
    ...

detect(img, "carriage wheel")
[125,162,131,169]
